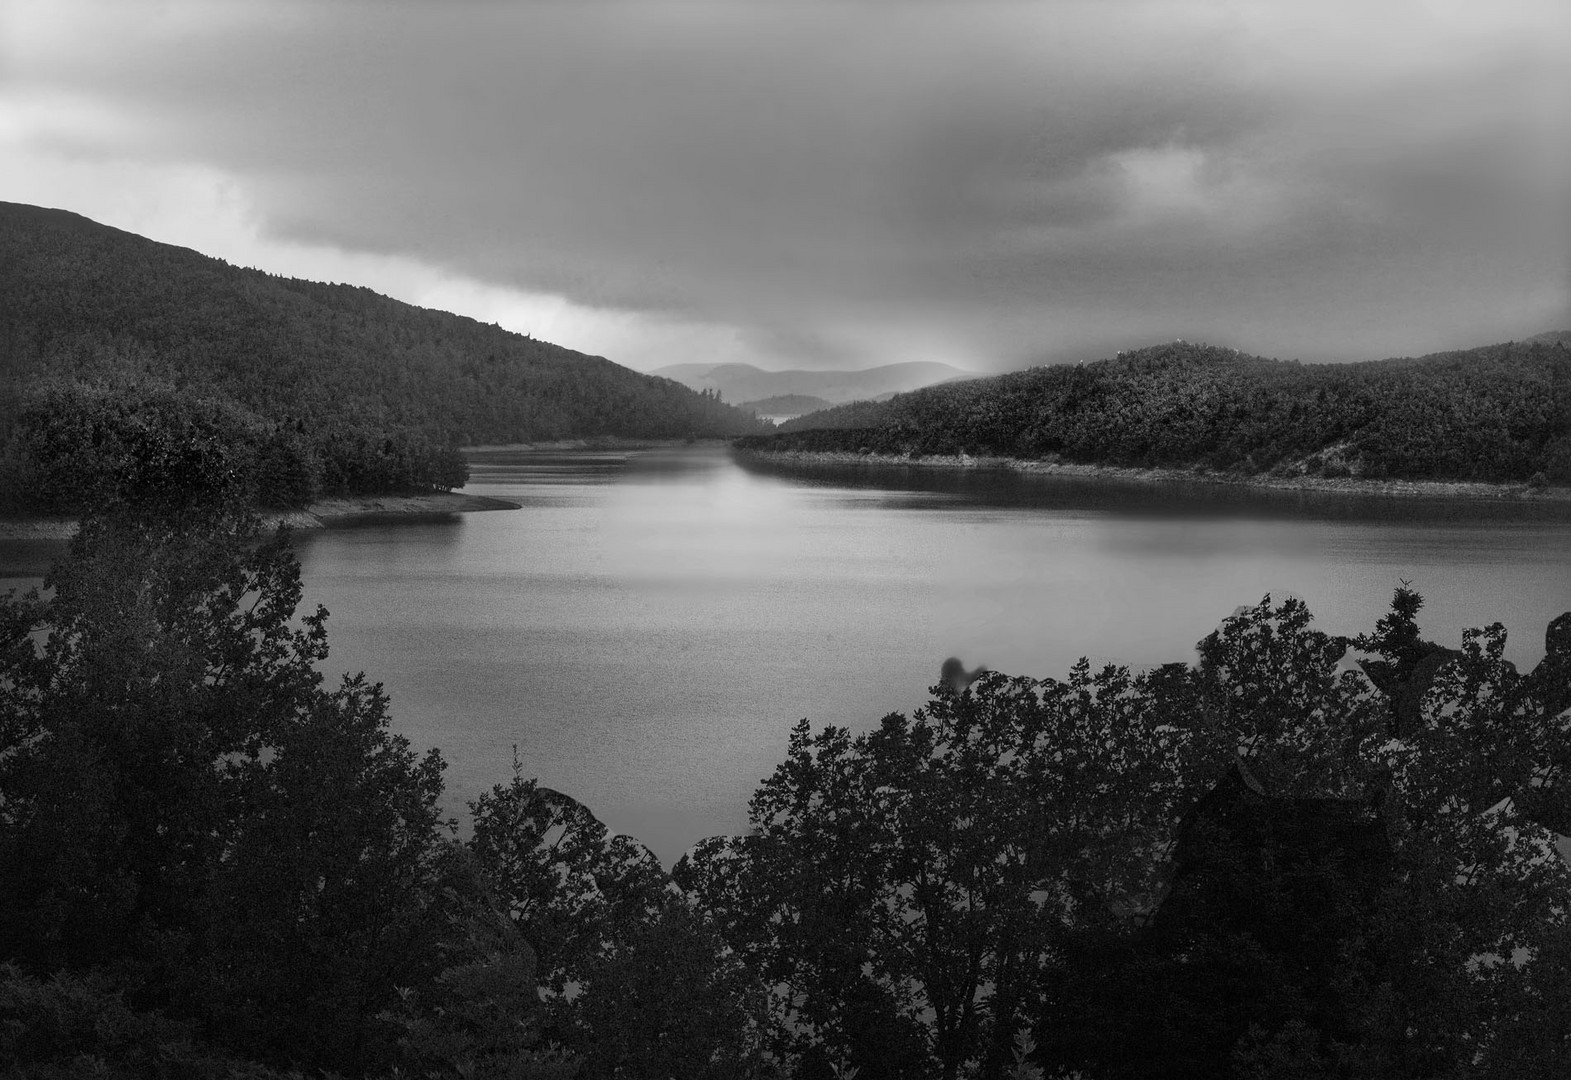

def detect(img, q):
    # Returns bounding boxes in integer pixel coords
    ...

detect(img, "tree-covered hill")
[746,340,1571,484]
[737,393,834,416]
[0,202,766,509]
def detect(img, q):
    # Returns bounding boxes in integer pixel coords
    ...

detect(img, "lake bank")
[0,491,521,541]
[735,448,1571,502]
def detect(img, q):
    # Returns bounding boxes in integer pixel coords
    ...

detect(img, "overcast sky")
[3,0,1567,372]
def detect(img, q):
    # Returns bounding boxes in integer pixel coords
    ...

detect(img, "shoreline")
[268,491,523,528]
[736,448,1571,502]
[0,491,522,542]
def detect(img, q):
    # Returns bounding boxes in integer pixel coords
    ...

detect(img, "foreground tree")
[679,657,1213,1079]
[1046,594,1571,1079]
[683,594,1571,1080]
[380,860,580,1080]
[469,767,772,1078]
[0,480,460,1072]
[0,962,296,1080]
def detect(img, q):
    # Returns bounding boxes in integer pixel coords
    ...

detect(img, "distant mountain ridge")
[0,201,766,509]
[743,339,1571,485]
[652,360,972,407]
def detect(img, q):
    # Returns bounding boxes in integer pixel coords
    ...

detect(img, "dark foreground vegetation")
[746,339,1571,485]
[0,202,767,514]
[3,439,1571,1080]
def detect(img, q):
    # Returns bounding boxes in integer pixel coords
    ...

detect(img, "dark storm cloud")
[5,0,1568,368]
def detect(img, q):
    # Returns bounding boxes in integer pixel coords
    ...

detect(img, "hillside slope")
[0,202,766,509]
[745,341,1571,484]
[737,394,834,417]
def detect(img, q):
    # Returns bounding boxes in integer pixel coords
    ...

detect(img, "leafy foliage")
[682,594,1571,1079]
[0,499,460,1074]
[0,963,294,1080]
[379,882,580,1080]
[468,767,771,1078]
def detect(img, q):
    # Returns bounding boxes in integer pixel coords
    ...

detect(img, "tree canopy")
[678,593,1571,1079]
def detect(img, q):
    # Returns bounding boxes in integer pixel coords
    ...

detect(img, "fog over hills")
[653,360,972,407]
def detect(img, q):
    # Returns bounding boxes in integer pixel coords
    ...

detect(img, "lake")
[7,446,1571,863]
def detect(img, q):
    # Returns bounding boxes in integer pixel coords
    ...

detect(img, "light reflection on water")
[295,448,1571,862]
[5,446,1571,864]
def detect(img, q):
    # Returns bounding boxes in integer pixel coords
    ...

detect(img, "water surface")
[6,447,1571,863]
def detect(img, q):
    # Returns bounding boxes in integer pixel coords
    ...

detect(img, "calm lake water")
[6,446,1571,863]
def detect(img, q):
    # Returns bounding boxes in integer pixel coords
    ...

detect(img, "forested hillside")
[0,202,765,510]
[748,340,1571,484]
[737,393,833,416]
